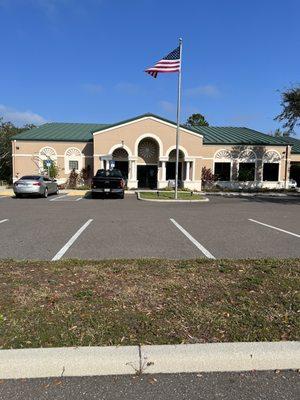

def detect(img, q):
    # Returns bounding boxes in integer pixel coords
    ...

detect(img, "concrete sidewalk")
[0,342,299,380]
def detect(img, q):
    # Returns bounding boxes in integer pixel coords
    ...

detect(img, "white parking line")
[0,219,9,224]
[75,197,83,201]
[249,219,300,238]
[49,194,69,202]
[52,219,93,261]
[170,218,215,259]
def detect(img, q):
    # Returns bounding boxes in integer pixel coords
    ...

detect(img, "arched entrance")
[137,138,159,188]
[166,149,185,184]
[112,147,129,179]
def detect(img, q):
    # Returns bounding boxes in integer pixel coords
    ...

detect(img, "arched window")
[39,147,57,173]
[262,150,281,181]
[213,149,233,181]
[65,147,82,173]
[138,138,159,164]
[237,150,257,181]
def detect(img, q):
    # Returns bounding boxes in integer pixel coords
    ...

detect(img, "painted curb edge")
[0,342,299,380]
[136,191,209,203]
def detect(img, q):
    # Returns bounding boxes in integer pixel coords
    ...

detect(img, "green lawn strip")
[0,258,299,349]
[140,191,203,200]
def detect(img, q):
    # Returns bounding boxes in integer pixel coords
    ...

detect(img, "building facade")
[11,114,300,189]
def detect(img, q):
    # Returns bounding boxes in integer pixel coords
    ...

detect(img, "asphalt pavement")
[0,194,299,260]
[1,371,299,400]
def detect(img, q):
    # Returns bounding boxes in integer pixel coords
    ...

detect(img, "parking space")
[0,194,299,260]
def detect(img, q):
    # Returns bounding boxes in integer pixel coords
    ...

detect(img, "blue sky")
[0,0,299,136]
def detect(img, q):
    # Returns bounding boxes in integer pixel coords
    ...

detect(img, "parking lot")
[0,194,299,260]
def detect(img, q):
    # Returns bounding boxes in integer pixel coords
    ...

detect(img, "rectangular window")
[214,162,231,181]
[238,163,255,181]
[69,160,79,171]
[263,163,279,181]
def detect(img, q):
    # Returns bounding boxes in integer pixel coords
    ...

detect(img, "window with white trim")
[69,160,79,171]
[39,147,57,173]
[65,147,82,173]
[214,162,231,181]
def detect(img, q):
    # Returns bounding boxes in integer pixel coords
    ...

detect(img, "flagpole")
[175,38,183,199]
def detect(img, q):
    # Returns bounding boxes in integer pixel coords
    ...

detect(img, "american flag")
[145,46,181,78]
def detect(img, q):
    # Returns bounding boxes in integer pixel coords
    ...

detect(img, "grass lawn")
[139,191,204,200]
[0,259,299,349]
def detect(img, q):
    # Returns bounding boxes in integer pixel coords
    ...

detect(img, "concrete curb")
[203,192,300,197]
[0,346,139,379]
[141,342,300,374]
[136,192,209,203]
[0,342,299,379]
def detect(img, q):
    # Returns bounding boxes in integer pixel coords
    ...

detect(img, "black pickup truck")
[91,169,125,199]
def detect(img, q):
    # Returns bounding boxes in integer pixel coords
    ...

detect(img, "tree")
[48,161,59,179]
[0,118,35,182]
[186,113,209,128]
[275,86,300,134]
[201,166,215,188]
[272,128,284,137]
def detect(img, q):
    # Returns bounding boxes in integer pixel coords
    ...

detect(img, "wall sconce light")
[121,140,124,147]
[16,146,20,150]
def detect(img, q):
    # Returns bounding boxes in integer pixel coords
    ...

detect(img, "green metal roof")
[89,113,200,134]
[267,136,300,154]
[12,122,109,142]
[11,113,300,154]
[193,126,285,146]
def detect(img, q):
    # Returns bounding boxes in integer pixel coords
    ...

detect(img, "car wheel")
[15,193,21,198]
[120,192,124,199]
[43,188,48,198]
[56,188,59,195]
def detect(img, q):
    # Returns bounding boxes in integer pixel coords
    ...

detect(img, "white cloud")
[82,83,103,94]
[158,100,176,113]
[0,105,47,126]
[185,84,221,98]
[114,82,139,95]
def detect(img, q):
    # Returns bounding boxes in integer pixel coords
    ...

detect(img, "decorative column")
[161,161,166,181]
[127,157,138,189]
[185,161,190,181]
[131,160,136,181]
[158,156,168,189]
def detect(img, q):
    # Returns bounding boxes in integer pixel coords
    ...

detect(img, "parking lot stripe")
[0,219,9,224]
[249,219,300,238]
[49,194,69,202]
[52,219,93,261]
[76,197,83,201]
[170,218,215,259]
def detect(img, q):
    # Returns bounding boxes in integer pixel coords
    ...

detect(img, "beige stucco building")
[11,113,300,190]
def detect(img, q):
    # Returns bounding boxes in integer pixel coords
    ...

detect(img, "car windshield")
[20,176,41,180]
[96,169,123,178]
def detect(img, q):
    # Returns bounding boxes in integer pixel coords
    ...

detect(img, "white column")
[185,161,190,181]
[162,161,166,181]
[191,161,194,181]
[100,159,104,169]
[131,160,137,181]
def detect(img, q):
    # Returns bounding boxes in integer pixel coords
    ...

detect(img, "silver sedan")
[13,175,59,198]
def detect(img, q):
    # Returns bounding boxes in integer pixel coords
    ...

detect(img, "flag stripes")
[145,46,181,78]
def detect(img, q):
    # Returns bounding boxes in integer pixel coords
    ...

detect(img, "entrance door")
[137,165,158,189]
[114,161,128,179]
[166,162,182,181]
